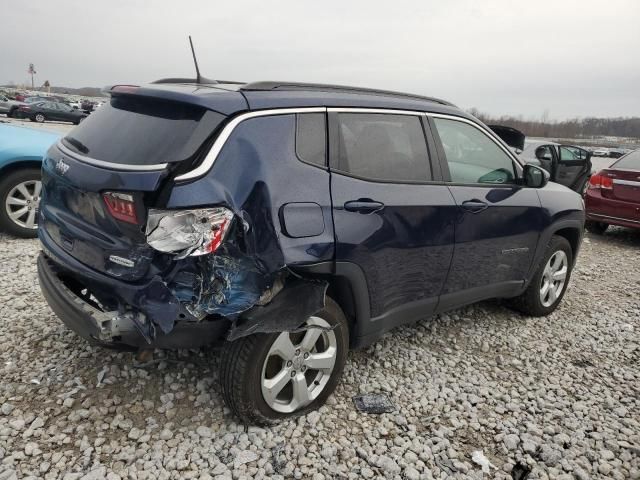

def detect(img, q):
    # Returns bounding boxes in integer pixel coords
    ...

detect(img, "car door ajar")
[328,110,456,340]
[430,116,546,311]
[556,145,592,191]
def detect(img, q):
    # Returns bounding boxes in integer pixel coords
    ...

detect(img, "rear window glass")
[62,96,225,165]
[296,113,326,166]
[613,150,640,170]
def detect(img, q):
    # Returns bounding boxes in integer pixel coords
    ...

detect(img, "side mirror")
[523,164,549,188]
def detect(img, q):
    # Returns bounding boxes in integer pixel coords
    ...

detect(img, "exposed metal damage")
[75,207,328,347]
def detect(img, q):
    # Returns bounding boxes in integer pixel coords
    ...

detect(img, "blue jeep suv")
[37,79,584,423]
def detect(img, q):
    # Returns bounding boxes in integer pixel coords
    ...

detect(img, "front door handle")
[461,199,488,213]
[344,199,385,214]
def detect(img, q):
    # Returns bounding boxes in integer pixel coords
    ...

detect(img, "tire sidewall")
[242,299,349,424]
[0,168,41,238]
[530,236,573,315]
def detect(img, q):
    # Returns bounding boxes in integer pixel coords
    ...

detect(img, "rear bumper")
[37,250,230,349]
[585,189,640,230]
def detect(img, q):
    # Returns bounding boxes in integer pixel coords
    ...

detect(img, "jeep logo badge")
[55,159,70,175]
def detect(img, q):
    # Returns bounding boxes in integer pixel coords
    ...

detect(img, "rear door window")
[61,96,225,165]
[333,113,431,182]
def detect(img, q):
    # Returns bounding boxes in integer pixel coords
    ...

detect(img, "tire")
[7,108,15,118]
[0,168,42,238]
[220,297,349,425]
[34,113,46,123]
[585,220,608,234]
[510,235,573,317]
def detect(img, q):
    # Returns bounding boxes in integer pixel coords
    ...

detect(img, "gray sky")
[2,0,639,119]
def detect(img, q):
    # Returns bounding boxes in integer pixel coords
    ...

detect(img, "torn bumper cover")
[38,235,328,349]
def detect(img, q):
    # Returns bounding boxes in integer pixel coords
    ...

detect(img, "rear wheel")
[0,168,42,238]
[219,297,349,425]
[35,113,46,123]
[585,220,608,234]
[7,107,16,118]
[510,235,573,316]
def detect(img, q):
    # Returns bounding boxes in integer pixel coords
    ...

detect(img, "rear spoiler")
[488,125,525,151]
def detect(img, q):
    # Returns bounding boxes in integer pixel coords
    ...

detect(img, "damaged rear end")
[37,86,329,349]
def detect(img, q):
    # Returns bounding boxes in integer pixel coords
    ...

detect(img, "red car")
[585,150,640,233]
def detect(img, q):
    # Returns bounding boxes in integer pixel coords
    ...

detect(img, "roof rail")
[240,81,455,106]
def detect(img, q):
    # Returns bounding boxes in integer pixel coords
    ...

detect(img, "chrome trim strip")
[427,113,524,169]
[57,141,168,172]
[589,213,640,224]
[327,107,423,116]
[174,106,524,182]
[175,107,326,181]
[613,179,640,187]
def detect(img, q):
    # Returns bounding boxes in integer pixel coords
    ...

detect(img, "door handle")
[344,199,385,214]
[461,199,488,213]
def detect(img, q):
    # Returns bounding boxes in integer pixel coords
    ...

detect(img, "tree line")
[469,109,640,140]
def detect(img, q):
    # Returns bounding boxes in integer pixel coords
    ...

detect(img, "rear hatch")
[40,91,227,281]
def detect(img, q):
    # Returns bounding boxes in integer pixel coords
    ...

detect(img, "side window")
[560,146,587,161]
[295,113,326,166]
[433,117,516,184]
[335,113,431,182]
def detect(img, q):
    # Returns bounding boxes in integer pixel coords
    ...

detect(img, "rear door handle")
[344,199,385,214]
[461,199,488,213]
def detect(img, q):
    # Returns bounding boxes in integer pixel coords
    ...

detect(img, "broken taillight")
[588,172,613,190]
[145,207,234,258]
[103,192,138,224]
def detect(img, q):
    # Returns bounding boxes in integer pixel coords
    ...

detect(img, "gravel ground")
[0,229,638,480]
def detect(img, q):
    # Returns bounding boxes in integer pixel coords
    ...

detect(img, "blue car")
[36,80,584,423]
[0,123,60,237]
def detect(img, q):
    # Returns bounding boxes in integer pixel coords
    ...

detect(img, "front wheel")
[510,235,573,316]
[34,113,46,123]
[219,297,349,425]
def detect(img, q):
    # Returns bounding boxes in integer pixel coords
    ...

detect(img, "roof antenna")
[189,35,201,83]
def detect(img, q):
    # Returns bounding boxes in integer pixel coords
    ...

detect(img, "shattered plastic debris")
[471,450,496,474]
[352,393,395,414]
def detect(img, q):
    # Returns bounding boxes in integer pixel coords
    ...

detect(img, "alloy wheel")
[539,250,568,307]
[5,180,41,230]
[261,316,337,413]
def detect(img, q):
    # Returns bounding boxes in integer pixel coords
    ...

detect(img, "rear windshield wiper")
[64,136,90,155]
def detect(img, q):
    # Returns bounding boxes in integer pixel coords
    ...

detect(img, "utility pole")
[28,63,36,89]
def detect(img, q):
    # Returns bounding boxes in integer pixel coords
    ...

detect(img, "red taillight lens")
[588,172,613,190]
[103,192,138,224]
